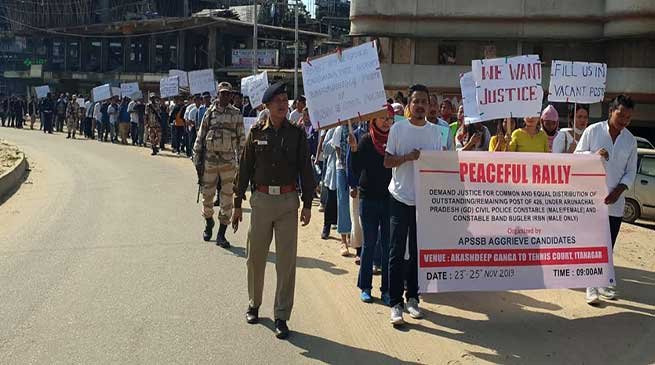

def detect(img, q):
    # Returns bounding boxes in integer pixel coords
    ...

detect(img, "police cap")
[262,82,287,104]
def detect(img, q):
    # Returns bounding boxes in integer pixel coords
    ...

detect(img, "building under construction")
[0,0,330,97]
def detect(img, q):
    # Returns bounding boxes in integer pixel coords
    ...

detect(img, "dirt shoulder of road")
[0,139,23,176]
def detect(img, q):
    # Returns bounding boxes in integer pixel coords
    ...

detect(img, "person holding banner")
[349,104,394,305]
[384,84,442,325]
[489,118,516,152]
[540,105,560,152]
[552,105,590,154]
[455,122,491,151]
[509,116,548,153]
[575,94,638,304]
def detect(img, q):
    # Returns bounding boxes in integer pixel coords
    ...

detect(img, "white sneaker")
[390,304,404,325]
[598,286,617,300]
[586,287,600,305]
[406,298,423,319]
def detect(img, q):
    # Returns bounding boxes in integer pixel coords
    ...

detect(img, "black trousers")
[323,188,337,227]
[609,216,622,249]
[388,196,419,307]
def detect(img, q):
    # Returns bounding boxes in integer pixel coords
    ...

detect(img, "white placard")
[471,55,543,121]
[111,87,122,99]
[188,69,216,96]
[34,85,50,98]
[548,61,607,104]
[232,49,279,67]
[415,151,614,293]
[301,41,387,130]
[241,71,269,108]
[160,76,180,98]
[76,98,86,108]
[459,72,482,125]
[169,69,189,88]
[244,117,258,135]
[120,82,140,99]
[92,84,112,102]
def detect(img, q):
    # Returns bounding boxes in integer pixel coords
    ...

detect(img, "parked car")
[623,148,655,223]
[636,136,654,150]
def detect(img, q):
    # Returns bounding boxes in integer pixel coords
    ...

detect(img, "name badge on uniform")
[256,140,268,145]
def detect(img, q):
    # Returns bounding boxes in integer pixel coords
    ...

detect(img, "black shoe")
[321,225,330,240]
[213,199,220,207]
[246,307,259,324]
[216,234,231,248]
[203,218,215,242]
[66,134,70,139]
[274,319,289,339]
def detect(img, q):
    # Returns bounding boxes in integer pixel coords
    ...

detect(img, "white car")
[636,137,654,150]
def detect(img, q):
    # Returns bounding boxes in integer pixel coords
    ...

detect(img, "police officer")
[232,82,316,339]
[66,95,81,139]
[194,82,245,248]
[145,93,163,155]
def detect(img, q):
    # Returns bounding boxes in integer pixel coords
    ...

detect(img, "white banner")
[169,69,189,88]
[231,49,279,67]
[188,69,216,96]
[34,85,50,99]
[459,72,482,125]
[302,41,387,130]
[548,61,607,104]
[415,151,614,293]
[120,82,140,99]
[92,84,112,102]
[471,55,543,121]
[241,71,269,108]
[160,76,179,98]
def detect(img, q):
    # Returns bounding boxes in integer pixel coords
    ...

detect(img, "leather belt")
[256,184,296,195]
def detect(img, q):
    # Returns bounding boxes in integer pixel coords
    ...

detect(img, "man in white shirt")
[288,95,305,125]
[107,96,119,143]
[575,94,638,305]
[92,101,101,140]
[384,84,442,326]
[185,94,201,158]
[128,98,139,145]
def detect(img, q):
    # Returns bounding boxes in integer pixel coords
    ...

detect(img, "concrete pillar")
[177,31,185,69]
[208,27,217,69]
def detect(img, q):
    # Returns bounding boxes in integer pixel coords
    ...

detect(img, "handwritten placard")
[471,55,543,121]
[120,82,140,99]
[548,61,607,104]
[301,41,387,130]
[92,84,112,102]
[160,76,179,98]
[169,69,189,88]
[241,71,269,108]
[459,72,482,124]
[34,85,50,98]
[188,69,216,96]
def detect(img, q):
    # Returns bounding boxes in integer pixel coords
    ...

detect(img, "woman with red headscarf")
[348,105,394,305]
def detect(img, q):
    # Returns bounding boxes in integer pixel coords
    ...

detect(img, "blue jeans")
[336,169,351,234]
[358,198,389,294]
[388,196,419,307]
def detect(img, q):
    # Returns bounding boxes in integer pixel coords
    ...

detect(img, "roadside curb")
[0,151,28,203]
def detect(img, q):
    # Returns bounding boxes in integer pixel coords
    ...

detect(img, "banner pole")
[573,103,578,143]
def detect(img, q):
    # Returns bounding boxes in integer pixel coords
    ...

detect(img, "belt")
[256,184,296,195]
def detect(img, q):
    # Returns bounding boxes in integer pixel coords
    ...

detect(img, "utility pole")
[252,0,258,75]
[294,0,299,98]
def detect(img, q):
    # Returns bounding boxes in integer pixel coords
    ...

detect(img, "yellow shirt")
[509,129,549,153]
[489,135,510,152]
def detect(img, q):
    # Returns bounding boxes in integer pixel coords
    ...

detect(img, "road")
[1,127,654,364]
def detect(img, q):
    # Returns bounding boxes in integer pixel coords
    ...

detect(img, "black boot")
[66,132,70,139]
[203,218,215,242]
[151,146,158,156]
[216,224,231,248]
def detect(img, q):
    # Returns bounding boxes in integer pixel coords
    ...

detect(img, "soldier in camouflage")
[193,82,245,248]
[66,95,81,139]
[146,93,163,156]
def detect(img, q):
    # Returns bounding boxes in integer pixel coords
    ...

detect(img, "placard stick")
[573,103,578,143]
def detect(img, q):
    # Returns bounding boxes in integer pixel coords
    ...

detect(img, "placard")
[76,98,86,108]
[160,76,180,98]
[459,72,482,125]
[34,85,50,98]
[244,117,258,135]
[414,151,614,293]
[188,69,216,96]
[169,69,189,88]
[471,55,543,121]
[92,84,112,102]
[111,87,122,99]
[301,41,387,130]
[241,71,269,108]
[548,61,607,104]
[120,82,140,99]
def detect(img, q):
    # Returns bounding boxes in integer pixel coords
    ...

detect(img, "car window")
[640,157,655,177]
[637,140,653,149]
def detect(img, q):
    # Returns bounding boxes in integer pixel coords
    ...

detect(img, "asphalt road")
[1,127,654,365]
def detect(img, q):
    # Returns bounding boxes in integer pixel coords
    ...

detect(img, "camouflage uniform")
[66,101,81,137]
[193,103,245,225]
[146,102,162,148]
